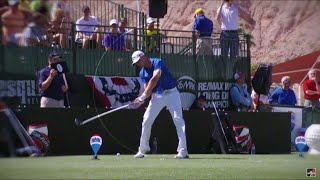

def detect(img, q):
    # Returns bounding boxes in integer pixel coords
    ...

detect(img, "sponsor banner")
[0,80,39,105]
[85,76,144,108]
[272,106,303,143]
[197,81,233,109]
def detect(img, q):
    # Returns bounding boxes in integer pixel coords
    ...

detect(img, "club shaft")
[81,104,130,125]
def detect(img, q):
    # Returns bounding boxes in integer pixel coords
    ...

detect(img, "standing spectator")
[75,5,102,49]
[131,50,189,159]
[103,19,125,51]
[303,69,320,108]
[216,0,246,57]
[145,17,161,53]
[39,52,68,108]
[193,8,213,56]
[21,12,49,46]
[229,72,252,111]
[269,76,297,106]
[1,0,26,46]
[118,17,132,51]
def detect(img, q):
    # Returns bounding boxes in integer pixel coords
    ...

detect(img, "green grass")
[0,153,319,179]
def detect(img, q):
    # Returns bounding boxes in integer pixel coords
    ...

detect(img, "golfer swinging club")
[131,50,189,159]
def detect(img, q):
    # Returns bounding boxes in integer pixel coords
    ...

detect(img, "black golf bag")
[252,64,272,95]
[210,112,254,154]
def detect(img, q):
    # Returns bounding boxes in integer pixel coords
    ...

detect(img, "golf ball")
[116,153,120,156]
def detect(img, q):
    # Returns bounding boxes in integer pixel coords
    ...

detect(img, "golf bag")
[211,112,254,154]
[252,64,272,95]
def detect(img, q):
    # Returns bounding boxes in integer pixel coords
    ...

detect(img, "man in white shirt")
[75,5,102,49]
[216,0,246,57]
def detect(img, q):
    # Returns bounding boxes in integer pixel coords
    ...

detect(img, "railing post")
[192,31,198,82]
[71,22,76,74]
[133,28,137,50]
[246,33,251,90]
[0,19,4,73]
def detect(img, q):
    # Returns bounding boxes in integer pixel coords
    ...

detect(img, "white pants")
[138,87,188,153]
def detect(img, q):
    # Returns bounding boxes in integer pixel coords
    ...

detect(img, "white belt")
[163,87,177,94]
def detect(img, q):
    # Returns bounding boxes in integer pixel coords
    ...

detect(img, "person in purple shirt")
[103,19,125,51]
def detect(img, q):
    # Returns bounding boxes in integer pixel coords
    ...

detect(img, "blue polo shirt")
[103,32,125,51]
[139,58,176,94]
[38,67,65,100]
[269,87,297,106]
[193,15,213,37]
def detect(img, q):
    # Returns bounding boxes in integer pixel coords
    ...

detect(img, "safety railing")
[0,20,251,81]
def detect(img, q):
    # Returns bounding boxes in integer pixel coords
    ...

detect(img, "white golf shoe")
[174,149,189,159]
[134,151,145,158]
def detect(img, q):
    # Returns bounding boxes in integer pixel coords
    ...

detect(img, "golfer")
[131,50,189,159]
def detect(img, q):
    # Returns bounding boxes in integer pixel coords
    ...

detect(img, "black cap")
[82,5,90,12]
[48,52,62,60]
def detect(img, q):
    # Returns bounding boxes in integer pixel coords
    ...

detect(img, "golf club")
[75,103,131,126]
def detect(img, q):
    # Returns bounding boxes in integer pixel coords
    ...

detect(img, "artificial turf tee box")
[0,154,319,179]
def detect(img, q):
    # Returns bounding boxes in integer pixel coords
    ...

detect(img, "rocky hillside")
[116,0,320,65]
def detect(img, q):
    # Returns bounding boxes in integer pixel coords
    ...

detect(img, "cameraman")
[38,52,68,108]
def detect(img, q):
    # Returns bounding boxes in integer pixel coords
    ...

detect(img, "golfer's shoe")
[134,151,145,158]
[174,149,189,159]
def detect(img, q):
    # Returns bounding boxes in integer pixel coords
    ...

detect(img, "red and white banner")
[85,76,144,108]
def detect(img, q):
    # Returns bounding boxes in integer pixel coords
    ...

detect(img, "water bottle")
[251,144,256,154]
[152,137,158,154]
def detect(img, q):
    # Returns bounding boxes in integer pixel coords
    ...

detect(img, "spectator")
[131,50,189,159]
[251,90,269,110]
[216,0,246,57]
[49,8,71,48]
[38,52,68,108]
[118,17,132,51]
[1,0,26,45]
[303,69,320,108]
[51,0,70,20]
[269,76,297,106]
[19,0,31,11]
[145,17,162,53]
[21,12,49,46]
[193,8,213,56]
[191,95,208,110]
[103,19,125,51]
[229,72,252,111]
[75,5,102,49]
[30,0,51,13]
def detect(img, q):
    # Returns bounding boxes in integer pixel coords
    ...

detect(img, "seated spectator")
[303,69,320,108]
[48,9,71,48]
[51,0,70,20]
[118,17,132,51]
[21,13,49,46]
[1,0,26,45]
[103,19,125,51]
[251,90,269,110]
[75,5,102,49]
[229,72,252,111]
[191,95,208,110]
[269,76,297,106]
